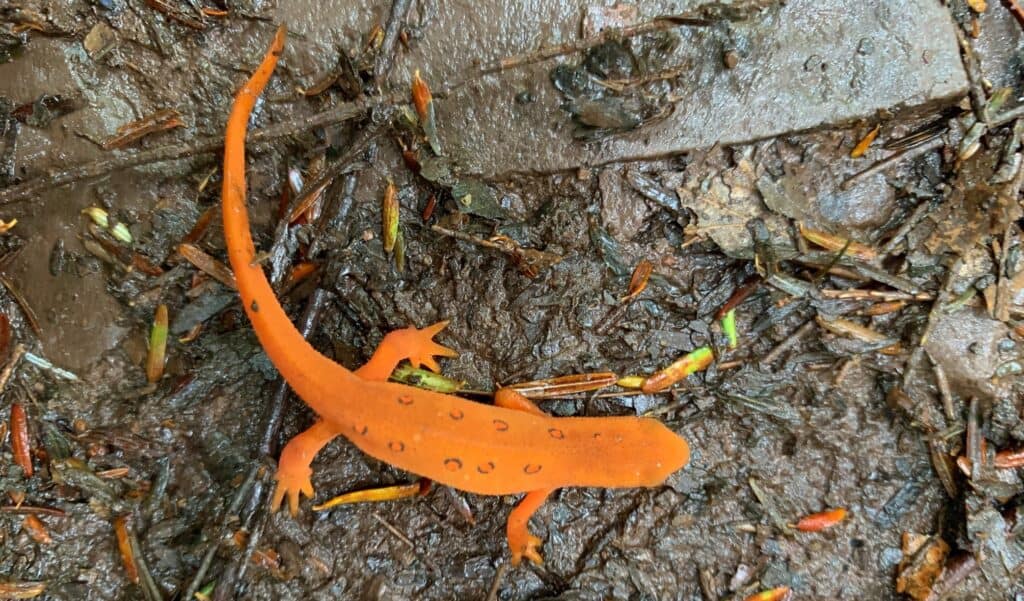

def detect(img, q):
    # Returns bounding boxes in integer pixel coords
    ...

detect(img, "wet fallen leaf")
[896,533,949,601]
[966,0,986,12]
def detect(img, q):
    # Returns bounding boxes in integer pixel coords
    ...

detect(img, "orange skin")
[221,26,690,566]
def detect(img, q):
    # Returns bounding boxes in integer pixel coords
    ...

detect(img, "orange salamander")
[221,25,690,566]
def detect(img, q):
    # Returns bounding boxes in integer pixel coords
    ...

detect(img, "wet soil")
[2,2,1024,601]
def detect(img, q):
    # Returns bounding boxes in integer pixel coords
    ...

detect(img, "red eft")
[221,26,690,566]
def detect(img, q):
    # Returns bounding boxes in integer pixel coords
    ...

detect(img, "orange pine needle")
[411,70,432,124]
[114,516,139,584]
[22,515,52,544]
[850,124,880,158]
[10,403,32,477]
[795,507,847,532]
[621,259,653,302]
[743,586,791,601]
[313,480,428,511]
[178,243,237,289]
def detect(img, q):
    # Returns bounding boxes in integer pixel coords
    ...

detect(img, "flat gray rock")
[348,0,966,177]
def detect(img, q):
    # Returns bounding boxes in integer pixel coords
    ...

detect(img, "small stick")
[881,198,937,256]
[0,96,386,206]
[126,520,164,601]
[0,504,67,517]
[485,563,508,601]
[372,0,414,86]
[466,14,709,82]
[819,289,933,302]
[0,275,41,336]
[930,355,956,422]
[841,137,944,190]
[0,343,25,394]
[760,319,815,366]
[371,511,416,550]
[182,464,260,601]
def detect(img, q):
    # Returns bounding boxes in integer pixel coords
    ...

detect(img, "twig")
[0,95,391,206]
[371,510,416,550]
[258,288,330,456]
[841,137,944,190]
[0,504,66,517]
[458,13,710,86]
[126,520,164,601]
[373,0,414,86]
[0,343,25,394]
[760,319,815,366]
[182,464,261,601]
[819,289,933,302]
[953,24,988,124]
[485,563,508,601]
[0,274,41,336]
[929,354,956,422]
[881,197,938,256]
[1004,0,1024,28]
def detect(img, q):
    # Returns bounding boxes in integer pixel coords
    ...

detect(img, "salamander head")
[576,417,690,489]
[635,419,690,485]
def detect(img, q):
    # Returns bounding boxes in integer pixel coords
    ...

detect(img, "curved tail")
[221,26,357,403]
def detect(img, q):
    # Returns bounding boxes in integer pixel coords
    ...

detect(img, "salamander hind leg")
[494,387,547,417]
[507,488,555,566]
[272,419,342,515]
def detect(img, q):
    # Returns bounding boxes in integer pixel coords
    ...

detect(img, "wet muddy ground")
[2,1,1024,600]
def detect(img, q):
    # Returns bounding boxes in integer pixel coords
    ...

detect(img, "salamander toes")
[272,467,315,517]
[510,534,545,567]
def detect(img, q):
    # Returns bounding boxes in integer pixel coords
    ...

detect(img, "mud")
[1,2,1023,601]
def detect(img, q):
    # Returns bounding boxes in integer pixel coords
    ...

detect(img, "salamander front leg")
[272,419,340,515]
[356,320,458,380]
[507,488,555,566]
